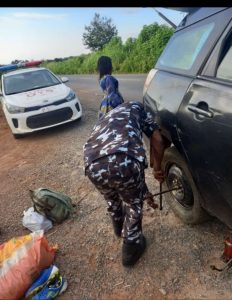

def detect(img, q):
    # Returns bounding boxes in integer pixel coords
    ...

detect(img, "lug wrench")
[160,182,163,210]
[145,185,182,210]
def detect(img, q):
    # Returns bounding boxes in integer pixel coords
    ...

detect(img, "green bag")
[29,188,74,224]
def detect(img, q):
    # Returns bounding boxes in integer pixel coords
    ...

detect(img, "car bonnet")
[4,83,70,107]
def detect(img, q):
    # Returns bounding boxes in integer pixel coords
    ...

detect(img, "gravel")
[1,85,232,300]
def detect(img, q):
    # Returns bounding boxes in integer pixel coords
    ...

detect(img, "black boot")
[122,234,146,267]
[112,218,123,237]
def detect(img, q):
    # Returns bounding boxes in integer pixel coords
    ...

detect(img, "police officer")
[83,101,166,266]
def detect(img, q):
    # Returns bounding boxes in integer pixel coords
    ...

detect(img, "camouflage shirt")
[83,101,159,169]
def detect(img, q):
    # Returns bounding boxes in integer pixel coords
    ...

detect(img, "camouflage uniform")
[84,101,159,243]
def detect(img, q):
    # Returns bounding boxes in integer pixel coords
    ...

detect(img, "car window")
[216,43,232,81]
[158,22,215,71]
[3,69,61,95]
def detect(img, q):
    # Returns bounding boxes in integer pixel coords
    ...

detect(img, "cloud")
[0,16,10,22]
[11,12,68,20]
[0,15,23,26]
[0,11,68,27]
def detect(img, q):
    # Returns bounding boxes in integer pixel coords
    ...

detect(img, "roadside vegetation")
[42,22,174,75]
[0,14,174,76]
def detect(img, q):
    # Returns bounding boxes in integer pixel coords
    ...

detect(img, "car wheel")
[161,147,210,224]
[76,116,82,121]
[13,133,25,139]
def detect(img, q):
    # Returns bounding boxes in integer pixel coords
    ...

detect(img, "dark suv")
[143,7,232,228]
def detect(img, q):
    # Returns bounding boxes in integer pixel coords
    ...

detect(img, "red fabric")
[0,234,56,300]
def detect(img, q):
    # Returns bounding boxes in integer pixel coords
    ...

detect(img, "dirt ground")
[1,81,232,300]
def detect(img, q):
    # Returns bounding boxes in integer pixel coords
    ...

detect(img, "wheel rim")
[166,164,194,208]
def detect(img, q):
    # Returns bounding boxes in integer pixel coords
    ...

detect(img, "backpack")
[29,188,74,224]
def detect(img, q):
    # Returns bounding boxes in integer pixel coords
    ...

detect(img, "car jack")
[210,237,232,274]
[210,259,232,274]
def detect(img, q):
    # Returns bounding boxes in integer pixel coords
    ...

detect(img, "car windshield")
[3,69,61,95]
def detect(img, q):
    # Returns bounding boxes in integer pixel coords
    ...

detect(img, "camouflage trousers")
[86,153,148,243]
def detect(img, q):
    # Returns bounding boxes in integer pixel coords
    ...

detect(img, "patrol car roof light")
[0,60,43,73]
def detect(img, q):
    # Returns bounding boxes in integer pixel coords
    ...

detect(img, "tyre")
[13,133,25,139]
[161,147,210,224]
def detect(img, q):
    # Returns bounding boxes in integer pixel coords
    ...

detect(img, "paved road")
[66,74,147,109]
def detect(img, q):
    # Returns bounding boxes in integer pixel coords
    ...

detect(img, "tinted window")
[217,44,232,81]
[158,22,215,71]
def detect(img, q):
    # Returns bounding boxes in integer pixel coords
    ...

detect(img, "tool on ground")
[221,237,232,262]
[144,185,182,210]
[210,237,232,273]
[210,259,232,273]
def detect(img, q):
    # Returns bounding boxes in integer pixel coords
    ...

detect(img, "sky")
[0,7,186,65]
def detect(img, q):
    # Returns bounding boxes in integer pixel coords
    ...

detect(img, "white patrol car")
[0,67,82,138]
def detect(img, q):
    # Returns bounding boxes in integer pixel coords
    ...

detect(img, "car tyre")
[162,147,210,224]
[13,133,25,139]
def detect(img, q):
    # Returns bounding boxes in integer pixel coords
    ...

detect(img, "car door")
[176,22,232,227]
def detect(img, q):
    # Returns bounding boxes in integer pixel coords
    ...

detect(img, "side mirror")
[0,91,3,97]
[61,77,69,83]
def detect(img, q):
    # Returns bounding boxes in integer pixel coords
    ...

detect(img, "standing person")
[97,56,124,120]
[83,101,167,267]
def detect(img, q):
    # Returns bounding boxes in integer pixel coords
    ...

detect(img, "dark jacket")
[84,101,159,170]
[98,75,124,119]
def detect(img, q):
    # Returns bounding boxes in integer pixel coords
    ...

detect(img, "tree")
[82,13,118,51]
[124,37,136,53]
[138,23,160,43]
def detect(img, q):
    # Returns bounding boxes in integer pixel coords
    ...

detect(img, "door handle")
[187,103,213,118]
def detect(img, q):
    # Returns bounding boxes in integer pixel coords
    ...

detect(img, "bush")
[43,23,174,74]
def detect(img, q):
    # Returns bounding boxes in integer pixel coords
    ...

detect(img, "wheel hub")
[167,164,194,208]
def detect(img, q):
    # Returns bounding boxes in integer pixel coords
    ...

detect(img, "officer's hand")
[153,170,165,183]
[144,191,159,210]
